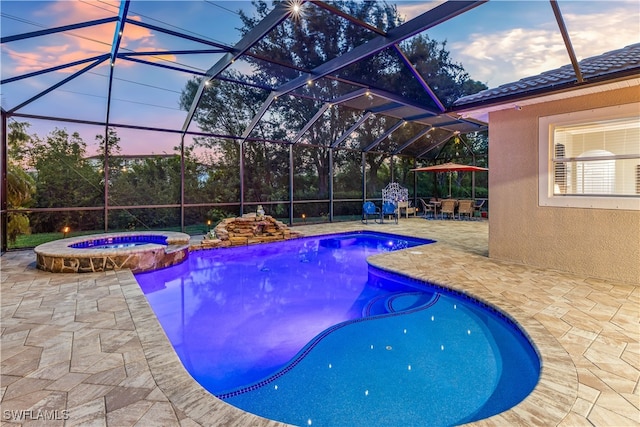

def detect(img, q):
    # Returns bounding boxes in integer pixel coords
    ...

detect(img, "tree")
[180,1,488,211]
[95,127,124,185]
[400,35,486,108]
[6,121,36,243]
[28,128,102,232]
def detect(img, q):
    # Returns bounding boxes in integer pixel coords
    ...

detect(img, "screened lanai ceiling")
[2,0,638,159]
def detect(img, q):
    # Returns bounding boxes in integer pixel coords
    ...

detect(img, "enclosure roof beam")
[109,1,129,66]
[457,133,475,158]
[366,88,441,116]
[273,88,370,144]
[238,2,483,143]
[310,1,387,36]
[363,120,405,152]
[104,0,130,132]
[550,0,583,83]
[7,57,108,114]
[119,49,228,57]
[11,111,298,145]
[1,55,109,85]
[290,103,331,144]
[331,112,373,148]
[369,102,404,114]
[431,120,466,128]
[404,112,438,121]
[392,126,432,154]
[331,88,369,104]
[126,19,233,51]
[241,92,278,140]
[415,131,455,158]
[273,1,485,98]
[392,44,446,112]
[120,57,274,91]
[181,1,299,134]
[1,17,118,44]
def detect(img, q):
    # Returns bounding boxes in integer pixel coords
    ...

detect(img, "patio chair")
[474,199,486,218]
[440,199,457,220]
[457,199,475,220]
[362,201,380,224]
[397,200,417,218]
[420,198,435,219]
[380,201,398,224]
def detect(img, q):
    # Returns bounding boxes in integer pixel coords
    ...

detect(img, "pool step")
[363,292,436,317]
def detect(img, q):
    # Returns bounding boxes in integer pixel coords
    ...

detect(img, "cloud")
[450,3,640,87]
[394,1,639,87]
[5,0,176,76]
[44,0,120,21]
[452,28,566,86]
[396,1,444,22]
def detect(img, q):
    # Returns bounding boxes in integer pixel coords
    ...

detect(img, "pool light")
[62,226,70,238]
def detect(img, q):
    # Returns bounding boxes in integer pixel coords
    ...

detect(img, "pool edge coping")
[367,243,578,426]
[118,268,288,427]
[33,231,190,257]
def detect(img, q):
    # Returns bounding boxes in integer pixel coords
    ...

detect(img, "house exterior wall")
[488,86,640,284]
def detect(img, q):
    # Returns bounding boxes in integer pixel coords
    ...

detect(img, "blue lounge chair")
[362,201,380,224]
[380,201,398,224]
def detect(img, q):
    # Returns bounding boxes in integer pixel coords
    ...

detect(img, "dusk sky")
[1,0,639,156]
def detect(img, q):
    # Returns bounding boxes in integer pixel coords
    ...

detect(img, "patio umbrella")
[411,162,488,197]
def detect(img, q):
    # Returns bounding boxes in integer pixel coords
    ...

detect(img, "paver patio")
[1,218,638,426]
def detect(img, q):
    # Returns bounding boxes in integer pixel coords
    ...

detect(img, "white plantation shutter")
[551,116,640,196]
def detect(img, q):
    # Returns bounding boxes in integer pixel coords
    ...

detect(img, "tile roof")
[452,43,640,109]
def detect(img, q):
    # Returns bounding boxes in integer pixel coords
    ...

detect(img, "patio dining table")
[432,201,442,218]
[426,200,441,219]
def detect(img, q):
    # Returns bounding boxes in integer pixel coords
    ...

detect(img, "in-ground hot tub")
[34,231,191,273]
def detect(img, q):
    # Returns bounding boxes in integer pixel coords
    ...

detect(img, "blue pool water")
[70,234,167,249]
[135,231,540,426]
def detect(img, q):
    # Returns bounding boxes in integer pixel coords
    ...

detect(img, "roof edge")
[449,74,640,122]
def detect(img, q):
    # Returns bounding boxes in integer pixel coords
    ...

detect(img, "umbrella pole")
[448,172,452,198]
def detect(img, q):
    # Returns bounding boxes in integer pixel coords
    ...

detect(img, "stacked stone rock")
[200,214,303,248]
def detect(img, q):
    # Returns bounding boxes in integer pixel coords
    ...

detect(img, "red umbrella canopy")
[410,162,488,173]
[411,162,488,197]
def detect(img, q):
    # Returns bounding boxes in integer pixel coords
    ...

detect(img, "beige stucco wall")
[488,86,640,284]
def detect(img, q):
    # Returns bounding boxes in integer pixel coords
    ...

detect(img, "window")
[539,103,640,210]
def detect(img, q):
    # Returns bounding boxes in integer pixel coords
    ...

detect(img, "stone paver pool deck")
[1,219,638,426]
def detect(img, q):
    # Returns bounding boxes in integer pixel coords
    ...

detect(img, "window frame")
[538,102,640,210]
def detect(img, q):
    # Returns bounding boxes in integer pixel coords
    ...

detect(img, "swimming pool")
[135,231,540,426]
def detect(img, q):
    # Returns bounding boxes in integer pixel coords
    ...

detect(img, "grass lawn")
[9,225,208,250]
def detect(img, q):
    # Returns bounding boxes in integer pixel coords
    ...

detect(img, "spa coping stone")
[34,231,190,274]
